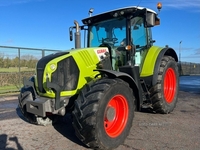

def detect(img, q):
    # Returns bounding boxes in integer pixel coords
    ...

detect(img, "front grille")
[36,51,69,93]
[51,56,79,91]
[37,68,44,93]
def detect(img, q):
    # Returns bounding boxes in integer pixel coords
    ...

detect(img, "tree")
[11,57,19,67]
[4,57,11,68]
[0,53,5,67]
[21,55,38,68]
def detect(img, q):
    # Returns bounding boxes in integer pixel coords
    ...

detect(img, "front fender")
[94,69,138,89]
[94,68,141,110]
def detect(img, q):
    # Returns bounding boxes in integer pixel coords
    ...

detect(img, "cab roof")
[82,6,157,25]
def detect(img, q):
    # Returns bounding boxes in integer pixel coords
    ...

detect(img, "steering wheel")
[102,38,118,45]
[116,38,126,51]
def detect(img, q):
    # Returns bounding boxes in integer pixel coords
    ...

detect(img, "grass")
[0,85,20,94]
[0,92,19,96]
[0,67,35,73]
[0,69,34,95]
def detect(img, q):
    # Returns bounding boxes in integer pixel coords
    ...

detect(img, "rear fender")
[152,47,178,86]
[141,46,178,86]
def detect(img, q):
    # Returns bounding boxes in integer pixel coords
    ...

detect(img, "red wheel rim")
[104,95,129,138]
[164,68,176,103]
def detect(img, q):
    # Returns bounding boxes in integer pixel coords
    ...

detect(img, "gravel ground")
[0,90,200,150]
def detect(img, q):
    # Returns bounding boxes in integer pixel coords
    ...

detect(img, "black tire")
[150,56,179,114]
[18,85,53,126]
[72,78,135,150]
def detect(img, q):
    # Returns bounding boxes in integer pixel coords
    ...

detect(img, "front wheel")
[72,78,135,150]
[150,56,179,114]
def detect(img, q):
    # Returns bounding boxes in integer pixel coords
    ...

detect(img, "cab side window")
[131,17,148,66]
[131,17,147,48]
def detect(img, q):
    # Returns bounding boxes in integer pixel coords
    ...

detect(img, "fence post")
[42,50,45,57]
[18,48,21,87]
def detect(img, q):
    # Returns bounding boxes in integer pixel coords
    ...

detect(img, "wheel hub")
[106,106,116,121]
[104,94,129,138]
[164,68,176,103]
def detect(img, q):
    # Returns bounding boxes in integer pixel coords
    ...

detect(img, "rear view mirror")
[145,12,156,27]
[70,30,73,41]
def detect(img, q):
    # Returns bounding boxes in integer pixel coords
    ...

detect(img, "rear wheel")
[72,78,135,150]
[150,56,179,113]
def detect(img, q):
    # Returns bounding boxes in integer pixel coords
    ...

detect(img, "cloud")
[183,48,200,58]
[139,0,200,13]
[179,47,194,51]
[4,39,14,45]
[163,0,200,9]
[195,48,200,54]
[0,0,44,6]
[0,40,15,46]
[182,48,200,61]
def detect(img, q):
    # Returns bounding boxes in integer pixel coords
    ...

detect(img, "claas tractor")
[18,3,179,150]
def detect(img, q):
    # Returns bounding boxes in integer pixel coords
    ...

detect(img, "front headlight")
[50,63,56,71]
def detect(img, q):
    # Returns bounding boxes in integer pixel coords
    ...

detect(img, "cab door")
[130,17,150,70]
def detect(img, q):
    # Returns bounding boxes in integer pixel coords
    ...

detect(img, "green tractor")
[18,3,179,150]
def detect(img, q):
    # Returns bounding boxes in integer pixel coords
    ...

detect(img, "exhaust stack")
[74,20,81,49]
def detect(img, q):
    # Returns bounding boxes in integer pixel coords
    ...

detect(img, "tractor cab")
[70,6,161,71]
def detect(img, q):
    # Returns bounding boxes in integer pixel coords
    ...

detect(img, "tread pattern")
[150,56,179,114]
[72,78,134,149]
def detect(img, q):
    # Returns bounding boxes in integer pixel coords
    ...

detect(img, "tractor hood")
[35,47,111,98]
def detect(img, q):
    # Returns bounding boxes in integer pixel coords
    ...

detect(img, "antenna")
[136,0,142,8]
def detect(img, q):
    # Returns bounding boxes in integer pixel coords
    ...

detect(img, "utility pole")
[179,41,182,62]
[179,41,182,75]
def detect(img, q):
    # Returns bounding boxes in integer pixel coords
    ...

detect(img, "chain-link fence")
[0,46,61,94]
[179,62,200,76]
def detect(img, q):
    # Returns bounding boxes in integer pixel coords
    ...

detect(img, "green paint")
[37,47,101,98]
[140,46,163,77]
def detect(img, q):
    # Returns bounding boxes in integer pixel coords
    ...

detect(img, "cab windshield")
[88,18,126,70]
[88,18,126,48]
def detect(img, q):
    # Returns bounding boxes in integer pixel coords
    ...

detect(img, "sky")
[0,0,200,63]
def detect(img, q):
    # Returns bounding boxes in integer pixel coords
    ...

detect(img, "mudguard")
[94,68,142,110]
[140,46,178,86]
[94,69,138,89]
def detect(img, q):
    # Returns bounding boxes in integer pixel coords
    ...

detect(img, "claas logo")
[97,49,107,54]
